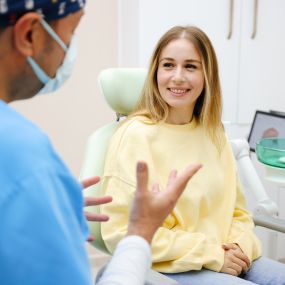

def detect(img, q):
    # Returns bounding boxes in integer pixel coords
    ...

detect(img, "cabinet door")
[238,0,285,123]
[138,0,242,122]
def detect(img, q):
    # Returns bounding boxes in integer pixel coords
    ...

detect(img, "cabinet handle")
[227,0,234,39]
[251,0,258,39]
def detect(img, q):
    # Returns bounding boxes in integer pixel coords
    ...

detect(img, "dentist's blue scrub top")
[0,100,92,285]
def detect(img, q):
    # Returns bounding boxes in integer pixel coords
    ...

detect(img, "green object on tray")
[256,138,285,169]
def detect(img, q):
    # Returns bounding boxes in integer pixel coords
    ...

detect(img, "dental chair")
[80,68,285,284]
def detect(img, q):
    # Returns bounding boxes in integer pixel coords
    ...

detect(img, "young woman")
[100,26,285,284]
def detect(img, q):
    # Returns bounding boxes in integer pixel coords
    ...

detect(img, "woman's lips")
[168,88,190,96]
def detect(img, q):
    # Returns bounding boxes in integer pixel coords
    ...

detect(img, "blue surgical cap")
[0,0,86,27]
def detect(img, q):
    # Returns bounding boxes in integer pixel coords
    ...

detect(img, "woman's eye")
[163,62,174,68]
[186,64,197,70]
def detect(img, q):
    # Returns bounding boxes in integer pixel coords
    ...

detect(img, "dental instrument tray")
[256,138,285,169]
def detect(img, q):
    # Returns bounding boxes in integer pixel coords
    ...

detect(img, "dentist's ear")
[13,12,42,57]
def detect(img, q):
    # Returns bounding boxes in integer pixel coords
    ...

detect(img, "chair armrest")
[254,214,285,233]
[230,139,279,216]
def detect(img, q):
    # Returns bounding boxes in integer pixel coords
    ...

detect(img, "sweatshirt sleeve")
[101,176,225,273]
[226,180,262,262]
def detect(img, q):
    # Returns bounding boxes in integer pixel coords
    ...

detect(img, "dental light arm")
[230,139,279,217]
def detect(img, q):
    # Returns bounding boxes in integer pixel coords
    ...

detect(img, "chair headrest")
[98,68,147,115]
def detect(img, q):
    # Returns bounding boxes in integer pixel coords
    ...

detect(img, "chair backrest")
[80,68,147,252]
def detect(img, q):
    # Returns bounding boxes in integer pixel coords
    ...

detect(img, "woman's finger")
[233,250,250,268]
[231,255,248,273]
[225,267,239,276]
[228,261,242,276]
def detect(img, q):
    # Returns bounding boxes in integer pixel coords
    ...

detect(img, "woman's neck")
[166,108,194,125]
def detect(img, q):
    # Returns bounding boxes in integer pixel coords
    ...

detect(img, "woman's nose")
[172,67,186,83]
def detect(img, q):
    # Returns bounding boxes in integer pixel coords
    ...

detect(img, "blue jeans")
[164,257,285,285]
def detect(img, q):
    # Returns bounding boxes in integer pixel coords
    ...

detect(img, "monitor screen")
[248,110,285,152]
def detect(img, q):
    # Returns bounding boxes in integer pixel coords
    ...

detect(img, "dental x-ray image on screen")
[248,110,285,152]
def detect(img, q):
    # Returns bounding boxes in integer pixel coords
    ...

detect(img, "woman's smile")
[168,88,191,97]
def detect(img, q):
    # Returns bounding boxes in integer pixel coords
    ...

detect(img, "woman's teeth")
[169,88,189,94]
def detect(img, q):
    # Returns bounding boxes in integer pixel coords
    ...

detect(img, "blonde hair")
[131,26,224,151]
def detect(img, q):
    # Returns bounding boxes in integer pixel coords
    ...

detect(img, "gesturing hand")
[127,161,202,243]
[81,176,113,222]
[220,243,250,276]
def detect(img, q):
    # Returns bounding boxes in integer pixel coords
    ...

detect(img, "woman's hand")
[220,243,250,276]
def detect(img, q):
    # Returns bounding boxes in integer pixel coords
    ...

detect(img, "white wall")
[12,0,118,176]
[118,0,140,67]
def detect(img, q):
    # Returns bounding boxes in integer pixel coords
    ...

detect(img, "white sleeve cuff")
[96,235,152,285]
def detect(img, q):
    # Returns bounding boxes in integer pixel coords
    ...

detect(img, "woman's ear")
[13,12,42,57]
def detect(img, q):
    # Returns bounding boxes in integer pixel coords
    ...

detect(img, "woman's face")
[157,38,205,123]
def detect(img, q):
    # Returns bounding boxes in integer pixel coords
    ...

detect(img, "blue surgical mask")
[27,18,77,95]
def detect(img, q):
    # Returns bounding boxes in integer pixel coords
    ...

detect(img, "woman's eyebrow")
[159,57,175,63]
[159,58,202,64]
[185,59,202,64]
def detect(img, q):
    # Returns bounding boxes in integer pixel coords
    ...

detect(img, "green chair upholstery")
[80,68,147,252]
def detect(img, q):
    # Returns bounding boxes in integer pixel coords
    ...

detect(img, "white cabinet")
[119,0,285,124]
[238,0,285,123]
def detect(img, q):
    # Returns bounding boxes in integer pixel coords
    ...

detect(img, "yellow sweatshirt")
[101,116,261,273]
